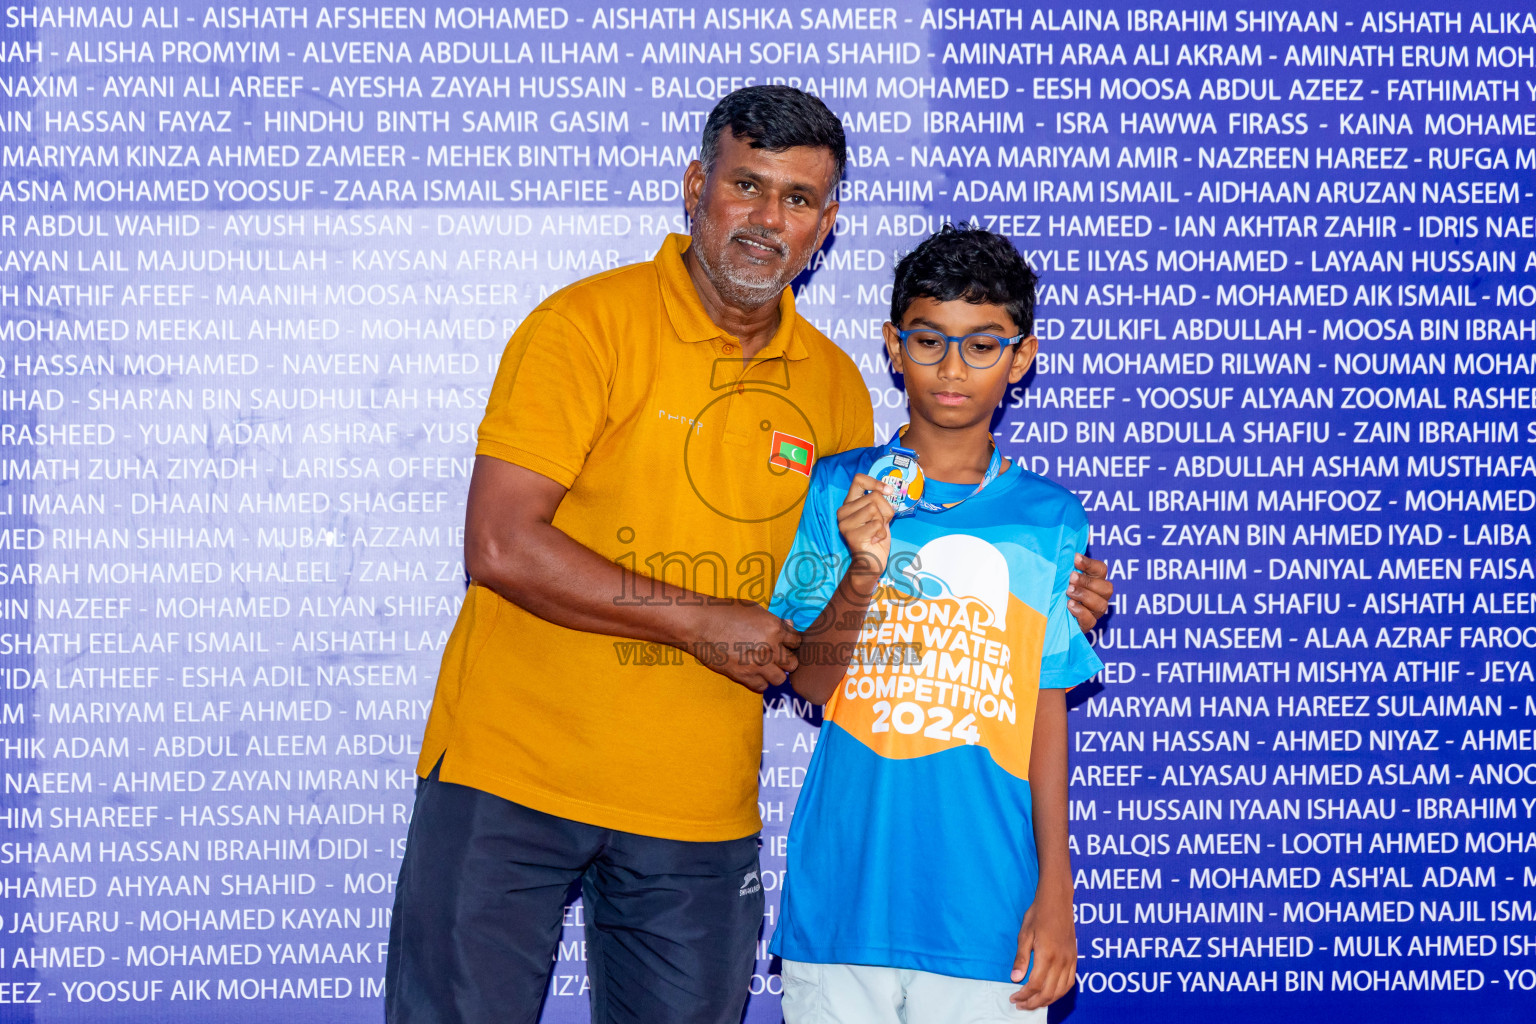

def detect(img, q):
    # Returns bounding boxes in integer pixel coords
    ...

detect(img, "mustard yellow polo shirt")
[418,234,874,841]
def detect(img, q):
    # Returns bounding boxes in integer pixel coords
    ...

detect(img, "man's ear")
[814,197,840,251]
[883,320,905,374]
[1008,336,1039,384]
[682,159,706,218]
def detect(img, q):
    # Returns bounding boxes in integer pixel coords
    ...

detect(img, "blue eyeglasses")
[893,326,1025,370]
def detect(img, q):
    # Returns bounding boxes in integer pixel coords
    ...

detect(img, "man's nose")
[749,194,786,233]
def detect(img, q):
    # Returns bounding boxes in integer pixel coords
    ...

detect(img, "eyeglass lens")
[903,331,1010,369]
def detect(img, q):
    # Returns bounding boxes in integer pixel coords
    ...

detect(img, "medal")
[866,428,1004,518]
[867,445,925,515]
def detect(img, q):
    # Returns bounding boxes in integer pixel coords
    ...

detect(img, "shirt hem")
[435,757,762,844]
[1041,657,1103,690]
[770,942,1015,984]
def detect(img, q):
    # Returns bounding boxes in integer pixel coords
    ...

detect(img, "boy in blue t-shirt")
[768,226,1101,1022]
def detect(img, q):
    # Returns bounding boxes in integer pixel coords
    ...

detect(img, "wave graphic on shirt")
[821,533,1048,780]
[897,533,1011,632]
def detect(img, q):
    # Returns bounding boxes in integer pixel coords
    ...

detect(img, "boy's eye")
[964,336,999,356]
[907,332,946,351]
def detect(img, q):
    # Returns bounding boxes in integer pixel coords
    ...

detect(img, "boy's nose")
[938,342,969,377]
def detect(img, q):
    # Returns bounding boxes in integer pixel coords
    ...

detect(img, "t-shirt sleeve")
[476,308,611,489]
[767,462,850,630]
[1039,515,1105,690]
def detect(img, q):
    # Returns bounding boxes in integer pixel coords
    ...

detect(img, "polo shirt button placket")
[720,346,752,446]
[724,341,742,392]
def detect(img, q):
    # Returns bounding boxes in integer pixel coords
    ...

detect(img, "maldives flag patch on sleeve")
[769,430,815,477]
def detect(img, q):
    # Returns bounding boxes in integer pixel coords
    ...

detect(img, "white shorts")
[780,959,1048,1024]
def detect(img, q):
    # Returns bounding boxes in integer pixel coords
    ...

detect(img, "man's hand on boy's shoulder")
[1010,888,1077,1011]
[1068,554,1114,633]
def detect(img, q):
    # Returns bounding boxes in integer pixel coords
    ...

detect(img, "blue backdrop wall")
[2,1,1535,1021]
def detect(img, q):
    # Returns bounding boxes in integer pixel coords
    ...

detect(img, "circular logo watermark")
[681,364,821,525]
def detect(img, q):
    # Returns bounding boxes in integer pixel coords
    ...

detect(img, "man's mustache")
[731,227,786,257]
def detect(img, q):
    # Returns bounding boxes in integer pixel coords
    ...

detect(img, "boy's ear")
[883,321,905,375]
[1007,336,1039,384]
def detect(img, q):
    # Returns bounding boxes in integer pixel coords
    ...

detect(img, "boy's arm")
[785,473,895,705]
[786,560,880,705]
[1010,688,1076,1010]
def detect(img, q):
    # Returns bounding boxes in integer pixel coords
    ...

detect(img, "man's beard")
[689,204,802,310]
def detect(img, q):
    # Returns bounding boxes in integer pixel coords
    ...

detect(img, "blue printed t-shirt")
[767,441,1103,983]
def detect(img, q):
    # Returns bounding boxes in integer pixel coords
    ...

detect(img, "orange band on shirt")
[825,587,1046,781]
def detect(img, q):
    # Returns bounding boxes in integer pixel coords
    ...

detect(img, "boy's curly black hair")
[891,225,1038,336]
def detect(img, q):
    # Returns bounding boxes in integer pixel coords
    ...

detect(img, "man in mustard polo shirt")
[385,87,1113,1024]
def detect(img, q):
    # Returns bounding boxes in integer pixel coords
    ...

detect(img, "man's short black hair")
[700,85,847,187]
[890,225,1038,337]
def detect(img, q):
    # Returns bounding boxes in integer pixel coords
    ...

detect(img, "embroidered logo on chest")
[768,430,815,477]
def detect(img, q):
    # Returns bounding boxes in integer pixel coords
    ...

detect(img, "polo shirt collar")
[655,233,808,361]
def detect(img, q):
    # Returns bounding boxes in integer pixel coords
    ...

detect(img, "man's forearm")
[463,456,799,691]
[463,455,730,652]
[469,514,711,649]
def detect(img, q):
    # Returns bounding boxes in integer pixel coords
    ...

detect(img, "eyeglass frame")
[890,325,1028,370]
